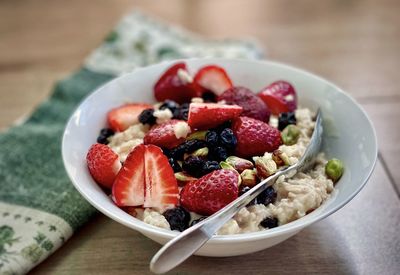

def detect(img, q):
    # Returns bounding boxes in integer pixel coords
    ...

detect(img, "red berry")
[107,103,153,132]
[258,81,297,115]
[144,119,189,149]
[187,103,242,130]
[180,169,239,215]
[193,65,233,96]
[86,144,121,188]
[154,62,201,104]
[112,144,179,210]
[218,86,271,122]
[232,116,282,158]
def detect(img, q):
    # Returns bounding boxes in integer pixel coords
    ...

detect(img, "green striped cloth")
[0,12,263,274]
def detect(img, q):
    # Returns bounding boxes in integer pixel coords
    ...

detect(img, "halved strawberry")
[143,145,179,210]
[258,81,297,115]
[143,120,190,149]
[154,62,201,104]
[193,65,233,96]
[107,103,152,132]
[187,103,242,130]
[112,144,145,206]
[86,143,121,189]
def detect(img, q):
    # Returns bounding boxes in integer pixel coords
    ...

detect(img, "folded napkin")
[0,11,263,274]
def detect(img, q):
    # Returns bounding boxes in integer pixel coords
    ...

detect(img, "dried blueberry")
[163,207,190,232]
[202,91,216,102]
[175,103,190,120]
[184,139,208,153]
[182,156,206,177]
[168,158,182,173]
[190,217,206,227]
[160,100,180,114]
[215,121,232,133]
[202,161,220,174]
[138,108,156,125]
[97,128,114,144]
[239,186,257,206]
[209,146,228,162]
[278,112,296,131]
[256,186,277,205]
[205,130,219,147]
[219,128,237,150]
[260,217,278,229]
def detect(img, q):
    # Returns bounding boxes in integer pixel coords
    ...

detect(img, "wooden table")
[1,0,399,274]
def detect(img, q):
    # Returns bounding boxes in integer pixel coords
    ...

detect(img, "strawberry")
[218,86,271,122]
[107,103,152,132]
[112,144,145,206]
[193,65,233,96]
[112,144,179,210]
[180,169,239,215]
[258,81,297,115]
[86,143,121,189]
[143,145,179,210]
[232,116,282,158]
[187,103,242,130]
[144,119,189,149]
[154,62,201,104]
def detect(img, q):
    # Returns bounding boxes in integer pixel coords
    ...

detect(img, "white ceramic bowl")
[62,58,377,257]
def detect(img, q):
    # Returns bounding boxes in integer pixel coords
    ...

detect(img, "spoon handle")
[150,170,284,274]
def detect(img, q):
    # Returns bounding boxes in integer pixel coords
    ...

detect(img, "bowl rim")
[62,57,378,243]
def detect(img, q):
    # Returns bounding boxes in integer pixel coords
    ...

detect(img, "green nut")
[226,156,254,173]
[272,150,290,166]
[186,131,207,140]
[175,172,197,182]
[219,161,235,170]
[325,158,344,182]
[254,156,277,179]
[240,169,258,187]
[281,125,301,145]
[191,147,209,157]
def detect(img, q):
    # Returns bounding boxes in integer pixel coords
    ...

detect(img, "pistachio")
[219,161,235,170]
[281,124,301,145]
[186,131,207,141]
[191,147,209,157]
[240,169,258,187]
[175,172,197,182]
[226,156,254,173]
[325,158,344,182]
[272,149,290,166]
[254,156,277,179]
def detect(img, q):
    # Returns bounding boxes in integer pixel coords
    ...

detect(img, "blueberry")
[168,158,182,173]
[239,186,257,206]
[209,146,228,162]
[175,103,190,120]
[260,217,278,229]
[182,156,206,177]
[184,139,208,153]
[214,121,232,133]
[205,131,219,147]
[96,128,114,144]
[219,128,237,150]
[138,108,156,125]
[96,135,109,144]
[278,112,296,131]
[159,100,179,114]
[169,145,186,160]
[190,217,206,227]
[256,186,277,205]
[163,207,190,232]
[202,91,216,102]
[202,161,220,174]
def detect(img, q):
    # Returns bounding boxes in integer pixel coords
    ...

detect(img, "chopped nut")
[240,169,258,187]
[272,149,290,166]
[226,156,254,173]
[254,156,277,179]
[191,147,209,157]
[219,161,235,170]
[281,124,301,145]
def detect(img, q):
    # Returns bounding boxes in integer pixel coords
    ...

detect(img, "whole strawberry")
[258,80,297,115]
[86,143,121,188]
[218,86,271,122]
[144,119,190,149]
[232,116,282,158]
[180,169,239,216]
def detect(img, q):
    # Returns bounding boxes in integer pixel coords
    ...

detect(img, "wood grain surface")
[1,0,399,274]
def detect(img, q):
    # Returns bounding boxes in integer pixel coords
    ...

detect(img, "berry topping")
[107,103,153,132]
[97,128,114,144]
[232,116,282,158]
[187,103,242,130]
[219,128,237,150]
[154,62,201,104]
[182,156,206,178]
[218,86,271,122]
[278,111,297,131]
[112,144,179,210]
[258,81,297,115]
[180,169,240,216]
[144,119,188,149]
[260,217,278,229]
[209,146,229,162]
[193,65,233,96]
[86,144,121,189]
[138,108,156,125]
[163,207,191,232]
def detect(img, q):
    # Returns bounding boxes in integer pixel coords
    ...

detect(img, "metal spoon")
[150,109,323,274]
